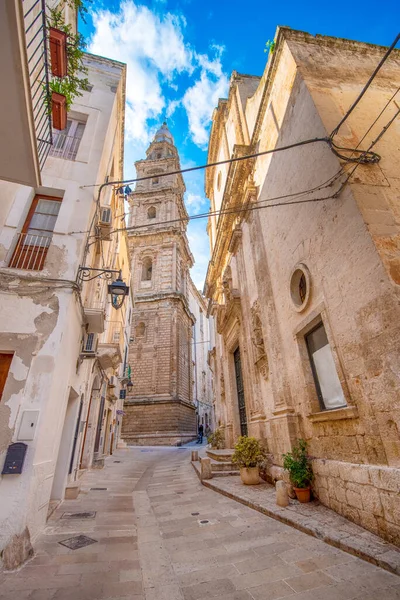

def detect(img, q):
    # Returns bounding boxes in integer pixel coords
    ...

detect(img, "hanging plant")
[45,1,90,121]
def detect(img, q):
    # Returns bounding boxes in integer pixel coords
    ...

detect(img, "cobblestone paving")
[1,446,399,600]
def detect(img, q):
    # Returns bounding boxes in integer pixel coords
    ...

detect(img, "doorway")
[233,347,248,436]
[51,387,79,500]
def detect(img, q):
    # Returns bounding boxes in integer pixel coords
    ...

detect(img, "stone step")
[210,459,237,472]
[212,470,240,478]
[206,448,235,462]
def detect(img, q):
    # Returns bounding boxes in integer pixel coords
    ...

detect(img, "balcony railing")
[49,133,82,161]
[9,232,51,270]
[23,0,52,170]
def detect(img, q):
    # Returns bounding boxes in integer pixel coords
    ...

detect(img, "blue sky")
[81,0,399,288]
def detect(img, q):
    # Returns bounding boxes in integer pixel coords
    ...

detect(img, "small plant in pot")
[282,439,313,503]
[207,429,225,450]
[232,436,266,485]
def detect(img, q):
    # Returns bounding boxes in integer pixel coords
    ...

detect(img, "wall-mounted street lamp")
[126,379,133,393]
[77,267,129,310]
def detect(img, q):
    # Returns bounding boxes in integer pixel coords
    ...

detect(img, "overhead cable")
[330,32,400,138]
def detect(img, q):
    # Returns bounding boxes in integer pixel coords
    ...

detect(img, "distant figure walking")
[197,423,204,444]
[205,424,211,439]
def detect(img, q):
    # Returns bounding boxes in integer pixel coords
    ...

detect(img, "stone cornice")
[134,291,195,324]
[128,228,194,267]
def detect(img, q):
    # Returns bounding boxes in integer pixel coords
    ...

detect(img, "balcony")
[9,232,51,270]
[0,0,52,187]
[97,321,124,370]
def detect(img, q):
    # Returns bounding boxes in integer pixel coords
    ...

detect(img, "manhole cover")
[61,512,96,519]
[199,520,209,524]
[90,488,107,491]
[191,512,199,516]
[59,535,97,550]
[176,491,184,494]
[113,461,121,463]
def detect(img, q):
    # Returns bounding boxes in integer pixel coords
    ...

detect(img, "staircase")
[206,448,239,477]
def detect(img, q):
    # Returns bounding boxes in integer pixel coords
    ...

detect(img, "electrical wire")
[330,32,400,138]
[351,85,400,155]
[111,169,349,235]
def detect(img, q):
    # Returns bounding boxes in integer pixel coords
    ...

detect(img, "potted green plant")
[207,429,224,449]
[232,436,266,485]
[45,2,90,129]
[283,439,313,503]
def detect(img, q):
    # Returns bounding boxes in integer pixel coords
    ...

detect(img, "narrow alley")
[0,447,399,600]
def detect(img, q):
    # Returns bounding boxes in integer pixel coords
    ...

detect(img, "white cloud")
[183,49,229,147]
[88,1,192,145]
[88,1,228,149]
[186,192,207,213]
[188,221,210,290]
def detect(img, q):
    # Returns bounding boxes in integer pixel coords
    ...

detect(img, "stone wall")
[122,399,196,446]
[312,459,400,546]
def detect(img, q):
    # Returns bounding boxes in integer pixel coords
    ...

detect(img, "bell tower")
[122,123,197,446]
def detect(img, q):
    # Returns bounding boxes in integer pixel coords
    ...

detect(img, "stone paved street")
[1,447,399,600]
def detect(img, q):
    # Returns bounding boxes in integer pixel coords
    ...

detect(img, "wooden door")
[0,353,13,401]
[234,347,248,436]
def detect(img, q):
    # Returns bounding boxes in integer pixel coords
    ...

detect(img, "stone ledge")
[307,405,359,423]
[191,462,400,577]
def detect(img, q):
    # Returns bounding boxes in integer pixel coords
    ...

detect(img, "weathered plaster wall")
[0,54,127,567]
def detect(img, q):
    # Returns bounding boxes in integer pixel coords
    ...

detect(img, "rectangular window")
[49,118,86,160]
[305,323,346,411]
[9,195,62,270]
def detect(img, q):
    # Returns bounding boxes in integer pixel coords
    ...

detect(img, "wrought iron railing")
[23,0,53,170]
[9,232,51,270]
[49,133,82,160]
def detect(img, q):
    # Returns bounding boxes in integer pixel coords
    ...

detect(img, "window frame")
[50,118,86,161]
[294,303,355,420]
[305,322,347,412]
[9,194,62,270]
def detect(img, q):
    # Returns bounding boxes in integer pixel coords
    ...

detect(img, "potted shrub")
[283,439,313,503]
[232,436,266,485]
[207,429,224,449]
[46,3,90,130]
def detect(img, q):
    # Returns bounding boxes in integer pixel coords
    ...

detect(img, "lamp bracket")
[77,267,121,283]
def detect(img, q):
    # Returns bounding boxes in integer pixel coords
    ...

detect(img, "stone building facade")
[205,28,400,544]
[0,0,131,567]
[122,124,197,446]
[188,279,215,434]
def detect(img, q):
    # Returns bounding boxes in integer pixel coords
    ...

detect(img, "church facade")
[122,124,198,445]
[205,28,400,544]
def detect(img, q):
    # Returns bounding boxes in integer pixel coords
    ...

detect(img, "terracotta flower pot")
[49,28,68,77]
[240,466,260,485]
[294,486,311,503]
[52,92,67,130]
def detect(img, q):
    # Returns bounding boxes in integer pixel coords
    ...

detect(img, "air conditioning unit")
[108,375,117,388]
[81,332,98,356]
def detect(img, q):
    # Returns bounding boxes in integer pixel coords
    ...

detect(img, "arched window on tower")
[147,206,156,219]
[142,257,153,281]
[135,322,146,338]
[152,177,159,185]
